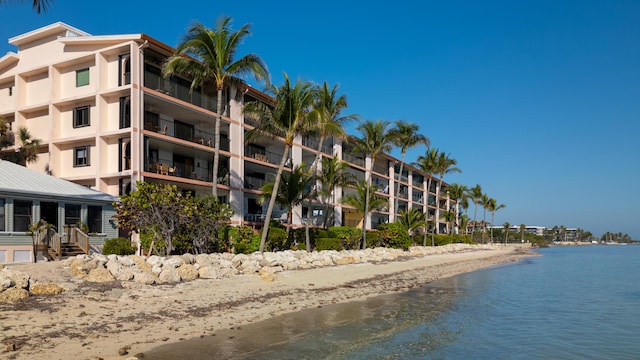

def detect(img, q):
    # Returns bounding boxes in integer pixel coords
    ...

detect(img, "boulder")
[147,255,163,268]
[198,266,219,279]
[85,267,116,282]
[30,283,65,295]
[163,257,184,268]
[3,268,29,289]
[133,271,157,285]
[158,267,181,284]
[0,288,29,303]
[0,272,13,291]
[130,255,153,273]
[106,259,134,281]
[117,256,135,267]
[177,264,198,281]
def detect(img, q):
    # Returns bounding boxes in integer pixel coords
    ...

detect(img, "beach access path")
[0,244,534,360]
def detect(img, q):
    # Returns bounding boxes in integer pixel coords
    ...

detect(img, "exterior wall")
[1,23,456,239]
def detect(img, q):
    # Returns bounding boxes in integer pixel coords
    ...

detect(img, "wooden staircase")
[36,225,90,261]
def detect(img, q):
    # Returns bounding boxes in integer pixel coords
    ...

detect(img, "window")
[74,146,90,167]
[73,106,90,128]
[88,205,102,233]
[13,200,32,232]
[65,204,81,226]
[119,97,130,129]
[0,199,5,231]
[76,68,89,87]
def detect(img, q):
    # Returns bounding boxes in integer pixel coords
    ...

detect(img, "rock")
[0,272,13,291]
[117,346,129,355]
[106,259,134,281]
[69,258,100,276]
[130,256,153,273]
[3,268,29,289]
[6,343,15,351]
[147,255,163,268]
[335,256,355,265]
[151,265,162,275]
[30,283,65,295]
[198,266,219,279]
[177,264,198,282]
[218,267,238,278]
[181,253,195,265]
[260,272,275,282]
[0,287,29,302]
[261,266,283,274]
[132,271,157,285]
[118,256,135,267]
[0,263,4,269]
[163,257,184,268]
[158,267,181,284]
[84,268,116,282]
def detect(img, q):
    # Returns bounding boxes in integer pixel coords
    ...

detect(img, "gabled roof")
[0,160,117,203]
[9,22,90,47]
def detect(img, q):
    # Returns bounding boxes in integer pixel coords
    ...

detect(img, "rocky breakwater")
[0,264,65,303]
[0,243,522,302]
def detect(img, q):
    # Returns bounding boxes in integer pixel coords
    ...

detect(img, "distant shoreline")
[1,244,534,359]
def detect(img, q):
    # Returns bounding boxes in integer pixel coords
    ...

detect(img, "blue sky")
[1,1,639,239]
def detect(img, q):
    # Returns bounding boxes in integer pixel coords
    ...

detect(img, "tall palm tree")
[485,198,505,243]
[163,16,270,198]
[259,164,312,239]
[245,73,314,253]
[318,156,355,229]
[503,221,511,243]
[480,193,490,242]
[433,151,461,234]
[354,120,394,248]
[468,184,483,239]
[389,120,429,213]
[413,148,439,244]
[304,82,357,249]
[446,183,468,234]
[0,118,14,151]
[342,180,387,242]
[520,224,526,243]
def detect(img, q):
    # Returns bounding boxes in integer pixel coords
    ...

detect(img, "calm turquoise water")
[146,246,640,359]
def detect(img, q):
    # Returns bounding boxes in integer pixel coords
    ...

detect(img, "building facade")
[0,23,454,235]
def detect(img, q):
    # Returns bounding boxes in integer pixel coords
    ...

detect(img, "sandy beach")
[0,245,534,359]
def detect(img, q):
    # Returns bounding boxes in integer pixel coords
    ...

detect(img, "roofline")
[9,22,90,46]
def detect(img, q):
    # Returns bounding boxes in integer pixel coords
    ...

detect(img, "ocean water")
[145,246,640,359]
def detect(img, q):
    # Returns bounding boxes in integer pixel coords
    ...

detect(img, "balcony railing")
[343,152,365,168]
[412,178,424,188]
[144,122,229,151]
[372,163,388,175]
[144,68,222,113]
[145,159,230,185]
[244,174,272,190]
[302,137,334,155]
[245,147,286,166]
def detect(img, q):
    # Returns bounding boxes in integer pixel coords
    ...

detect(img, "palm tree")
[304,82,357,249]
[433,151,461,234]
[397,208,427,238]
[413,148,439,244]
[389,120,429,213]
[163,16,270,198]
[354,120,394,248]
[0,0,51,13]
[259,164,312,239]
[446,183,468,234]
[4,127,42,166]
[440,210,457,234]
[318,156,355,229]
[503,221,511,243]
[245,73,314,253]
[0,118,14,152]
[342,180,387,243]
[485,198,505,243]
[468,184,483,239]
[480,193,490,242]
[520,224,526,243]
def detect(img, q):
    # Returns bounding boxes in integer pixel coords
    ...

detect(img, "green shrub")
[377,223,412,249]
[315,238,343,251]
[328,226,361,250]
[365,230,380,248]
[265,227,289,251]
[102,237,135,255]
[226,225,259,254]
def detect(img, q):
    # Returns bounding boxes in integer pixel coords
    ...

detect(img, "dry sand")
[0,245,534,359]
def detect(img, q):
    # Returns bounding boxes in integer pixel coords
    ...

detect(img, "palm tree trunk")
[363,160,372,249]
[490,212,495,243]
[426,176,434,246]
[212,87,223,198]
[394,153,406,214]
[259,145,290,253]
[305,135,325,251]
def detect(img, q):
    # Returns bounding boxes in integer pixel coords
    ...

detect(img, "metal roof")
[0,160,118,203]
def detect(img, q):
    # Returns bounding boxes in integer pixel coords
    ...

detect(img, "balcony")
[146,159,229,185]
[302,136,333,155]
[144,65,220,113]
[245,146,286,167]
[144,121,229,151]
[372,163,388,175]
[343,152,365,168]
[412,178,424,188]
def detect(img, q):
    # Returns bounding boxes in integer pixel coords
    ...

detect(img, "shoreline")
[1,245,535,359]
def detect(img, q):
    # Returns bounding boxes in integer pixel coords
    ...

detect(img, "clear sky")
[1,0,639,239]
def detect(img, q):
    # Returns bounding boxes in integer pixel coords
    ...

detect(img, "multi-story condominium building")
[0,22,455,236]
